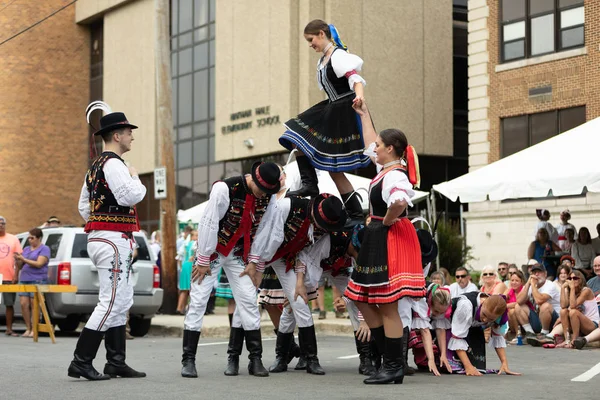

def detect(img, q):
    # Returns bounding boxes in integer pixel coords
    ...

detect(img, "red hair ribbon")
[405,145,420,187]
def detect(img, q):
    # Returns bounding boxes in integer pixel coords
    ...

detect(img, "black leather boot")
[355,332,376,376]
[103,325,146,378]
[181,330,201,378]
[370,326,384,371]
[287,334,301,364]
[298,326,325,375]
[363,336,404,385]
[269,330,293,373]
[245,329,269,377]
[288,156,319,198]
[341,192,364,225]
[224,327,245,376]
[67,328,110,381]
[403,326,415,375]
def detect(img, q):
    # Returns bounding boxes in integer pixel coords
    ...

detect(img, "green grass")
[214,287,336,311]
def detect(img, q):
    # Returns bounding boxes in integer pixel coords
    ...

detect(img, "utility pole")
[155,0,177,314]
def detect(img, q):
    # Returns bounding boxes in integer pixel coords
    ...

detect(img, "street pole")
[155,0,177,314]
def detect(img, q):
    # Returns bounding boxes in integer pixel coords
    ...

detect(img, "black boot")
[181,330,201,378]
[364,336,404,385]
[67,328,110,381]
[224,327,244,376]
[355,332,376,376]
[298,326,325,375]
[269,330,294,373]
[341,192,364,225]
[370,326,384,371]
[403,326,415,376]
[287,334,301,364]
[288,156,319,198]
[245,329,269,377]
[103,325,146,378]
[205,295,216,315]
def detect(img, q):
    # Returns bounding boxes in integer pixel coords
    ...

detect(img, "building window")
[501,0,584,62]
[171,0,217,211]
[501,106,585,157]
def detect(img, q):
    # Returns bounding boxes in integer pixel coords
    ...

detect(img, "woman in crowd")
[439,267,453,286]
[563,228,576,254]
[554,264,571,294]
[479,265,507,295]
[344,98,425,385]
[505,264,519,286]
[557,269,600,348]
[279,19,368,224]
[528,228,561,280]
[447,293,520,376]
[430,271,446,287]
[504,270,531,340]
[571,227,595,278]
[176,230,197,315]
[14,228,50,338]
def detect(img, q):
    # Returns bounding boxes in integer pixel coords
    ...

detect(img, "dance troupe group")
[67,20,521,384]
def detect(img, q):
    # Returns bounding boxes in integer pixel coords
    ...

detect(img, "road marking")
[571,362,600,382]
[197,337,277,347]
[337,354,359,360]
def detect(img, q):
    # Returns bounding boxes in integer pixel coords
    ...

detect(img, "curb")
[148,320,354,338]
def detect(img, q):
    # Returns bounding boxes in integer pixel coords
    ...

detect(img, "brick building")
[0,0,89,233]
[465,0,600,268]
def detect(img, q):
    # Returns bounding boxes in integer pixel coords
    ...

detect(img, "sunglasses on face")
[498,268,507,271]
[567,276,580,281]
[482,273,495,277]
[455,274,467,279]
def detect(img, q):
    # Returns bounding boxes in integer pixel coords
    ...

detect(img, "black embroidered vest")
[85,152,140,233]
[451,292,486,321]
[268,196,312,268]
[321,228,353,276]
[370,167,409,219]
[215,176,270,261]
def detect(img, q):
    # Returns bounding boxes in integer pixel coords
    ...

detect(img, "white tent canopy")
[178,161,429,223]
[432,117,600,203]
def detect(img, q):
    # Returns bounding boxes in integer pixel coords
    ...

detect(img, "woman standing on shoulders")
[280,19,369,223]
[344,98,426,385]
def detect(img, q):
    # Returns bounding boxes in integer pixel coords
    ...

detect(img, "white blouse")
[296,230,331,289]
[381,170,414,208]
[193,179,264,266]
[252,195,290,270]
[447,293,507,351]
[78,158,147,222]
[317,49,366,91]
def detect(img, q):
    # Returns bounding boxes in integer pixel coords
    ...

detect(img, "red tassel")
[405,145,420,187]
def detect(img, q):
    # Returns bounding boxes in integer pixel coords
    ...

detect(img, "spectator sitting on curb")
[479,265,507,295]
[449,266,478,298]
[572,227,595,279]
[504,270,531,342]
[587,256,600,298]
[514,263,561,346]
[554,264,571,296]
[506,264,519,286]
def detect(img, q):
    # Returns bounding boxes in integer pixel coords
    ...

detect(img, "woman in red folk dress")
[344,98,426,385]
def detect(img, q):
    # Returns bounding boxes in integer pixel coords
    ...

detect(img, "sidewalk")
[149,307,354,338]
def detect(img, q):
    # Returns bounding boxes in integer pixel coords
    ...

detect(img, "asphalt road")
[1,329,599,400]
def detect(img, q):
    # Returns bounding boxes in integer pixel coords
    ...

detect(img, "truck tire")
[129,316,152,337]
[57,315,81,332]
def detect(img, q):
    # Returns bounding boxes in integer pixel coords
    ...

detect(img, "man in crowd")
[514,263,561,346]
[587,256,600,298]
[592,223,600,256]
[448,266,478,298]
[497,262,509,282]
[0,216,23,336]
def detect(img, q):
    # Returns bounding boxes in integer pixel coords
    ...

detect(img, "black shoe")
[369,326,384,371]
[103,325,146,378]
[245,329,269,377]
[67,328,111,381]
[288,156,319,198]
[402,326,415,376]
[573,337,588,350]
[298,326,325,375]
[355,332,376,376]
[181,330,201,378]
[295,356,308,370]
[364,336,404,385]
[269,331,293,373]
[341,192,364,226]
[224,327,244,376]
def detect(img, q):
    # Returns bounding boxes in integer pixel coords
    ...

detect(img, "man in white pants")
[252,193,347,376]
[180,162,282,379]
[69,106,146,381]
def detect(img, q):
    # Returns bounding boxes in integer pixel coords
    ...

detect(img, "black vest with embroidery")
[451,292,484,321]
[321,228,352,275]
[268,196,311,264]
[85,152,140,233]
[370,167,409,219]
[215,176,270,260]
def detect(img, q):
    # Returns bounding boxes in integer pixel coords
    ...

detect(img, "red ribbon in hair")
[405,145,420,187]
